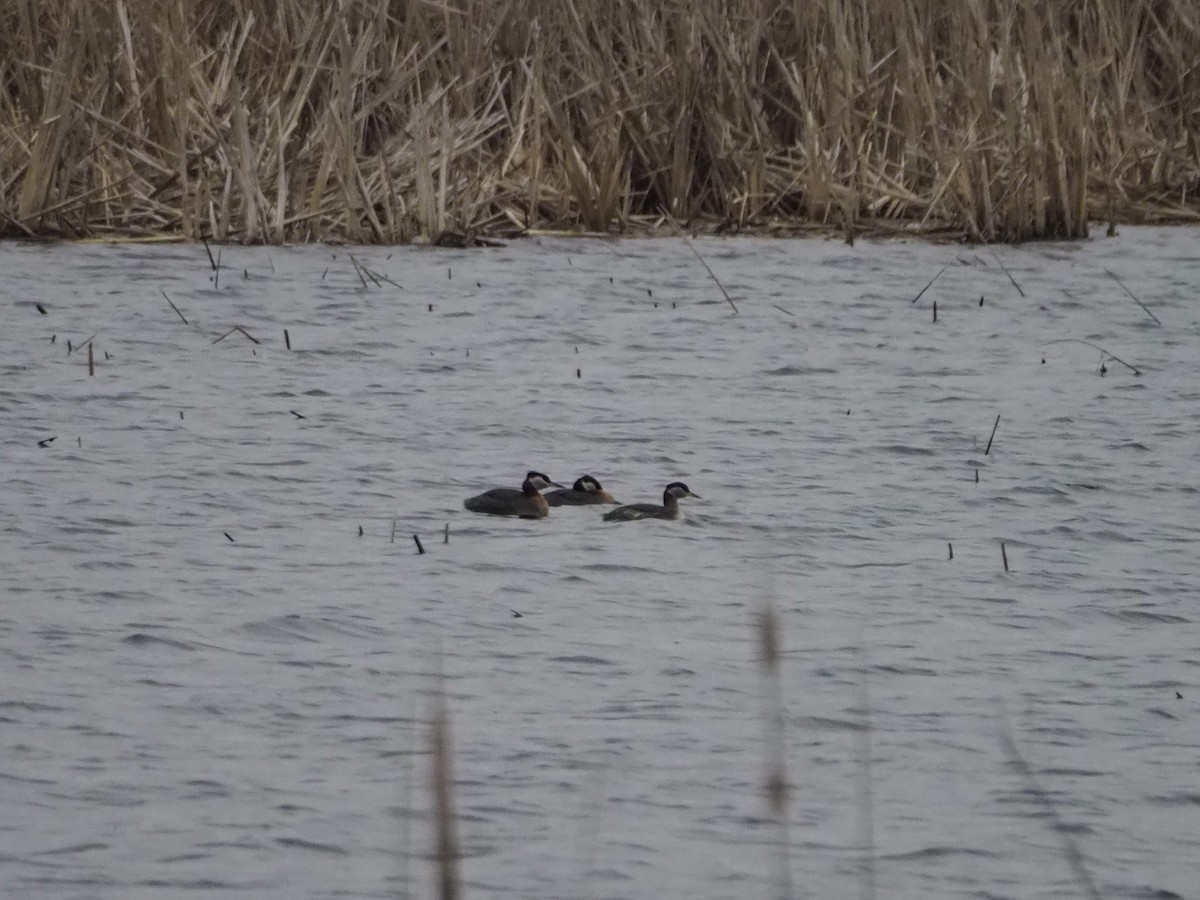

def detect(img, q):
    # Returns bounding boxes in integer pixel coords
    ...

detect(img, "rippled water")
[2,229,1198,899]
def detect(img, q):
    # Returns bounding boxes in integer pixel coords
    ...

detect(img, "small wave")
[882,845,999,861]
[549,655,614,666]
[274,837,349,855]
[121,633,197,650]
[764,365,837,376]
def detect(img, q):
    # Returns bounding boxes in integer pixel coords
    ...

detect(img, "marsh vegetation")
[3,0,1199,242]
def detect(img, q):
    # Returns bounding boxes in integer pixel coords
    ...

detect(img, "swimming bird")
[545,475,618,507]
[602,482,700,522]
[463,471,564,518]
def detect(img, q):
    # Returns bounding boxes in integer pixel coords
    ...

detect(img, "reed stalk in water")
[2,0,1198,243]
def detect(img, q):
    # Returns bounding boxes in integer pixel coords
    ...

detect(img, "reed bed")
[2,0,1198,243]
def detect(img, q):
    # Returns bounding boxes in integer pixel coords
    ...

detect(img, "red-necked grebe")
[602,482,700,522]
[545,475,618,507]
[464,471,564,519]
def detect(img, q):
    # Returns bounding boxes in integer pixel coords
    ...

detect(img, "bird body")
[602,482,700,522]
[464,471,563,518]
[545,475,617,507]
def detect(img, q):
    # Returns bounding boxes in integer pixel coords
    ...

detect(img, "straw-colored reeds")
[2,0,1198,243]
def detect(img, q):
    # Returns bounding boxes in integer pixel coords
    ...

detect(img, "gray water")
[2,229,1197,900]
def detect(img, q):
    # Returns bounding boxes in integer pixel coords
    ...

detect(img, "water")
[2,229,1197,899]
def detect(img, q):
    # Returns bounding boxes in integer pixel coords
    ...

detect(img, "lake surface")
[2,228,1197,899]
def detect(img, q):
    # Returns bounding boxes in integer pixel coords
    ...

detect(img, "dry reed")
[2,0,1198,243]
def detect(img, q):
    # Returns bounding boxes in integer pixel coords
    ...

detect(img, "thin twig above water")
[1105,269,1161,325]
[1042,339,1141,375]
[684,238,739,313]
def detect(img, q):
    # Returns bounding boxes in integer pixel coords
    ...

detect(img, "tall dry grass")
[2,0,1198,243]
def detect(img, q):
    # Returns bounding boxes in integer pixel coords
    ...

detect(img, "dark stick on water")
[362,265,402,290]
[910,265,947,303]
[68,340,73,354]
[201,237,217,270]
[37,436,56,448]
[997,723,1102,900]
[390,519,397,543]
[349,255,368,289]
[180,410,184,420]
[771,303,795,316]
[160,289,188,324]
[933,301,938,322]
[948,542,953,560]
[984,414,1001,455]
[224,532,235,542]
[974,468,979,483]
[214,249,222,289]
[1105,269,1162,325]
[350,255,381,287]
[444,523,449,544]
[431,689,460,900]
[88,342,94,376]
[290,410,305,419]
[1041,339,1141,375]
[855,639,877,900]
[1001,542,1009,572]
[576,368,581,378]
[683,238,739,313]
[413,534,426,555]
[989,251,1025,297]
[213,328,255,345]
[358,525,363,537]
[284,329,291,350]
[757,603,792,900]
[36,303,47,314]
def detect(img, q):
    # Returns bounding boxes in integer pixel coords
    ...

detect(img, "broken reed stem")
[211,326,260,345]
[201,238,217,270]
[431,696,461,900]
[284,328,291,349]
[757,603,791,900]
[990,252,1026,297]
[1001,542,1009,571]
[88,342,94,376]
[684,238,739,313]
[160,289,188,324]
[1041,339,1141,375]
[856,639,877,900]
[911,265,947,303]
[1105,269,1162,325]
[413,534,425,554]
[349,254,370,289]
[998,724,1101,900]
[984,414,1001,455]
